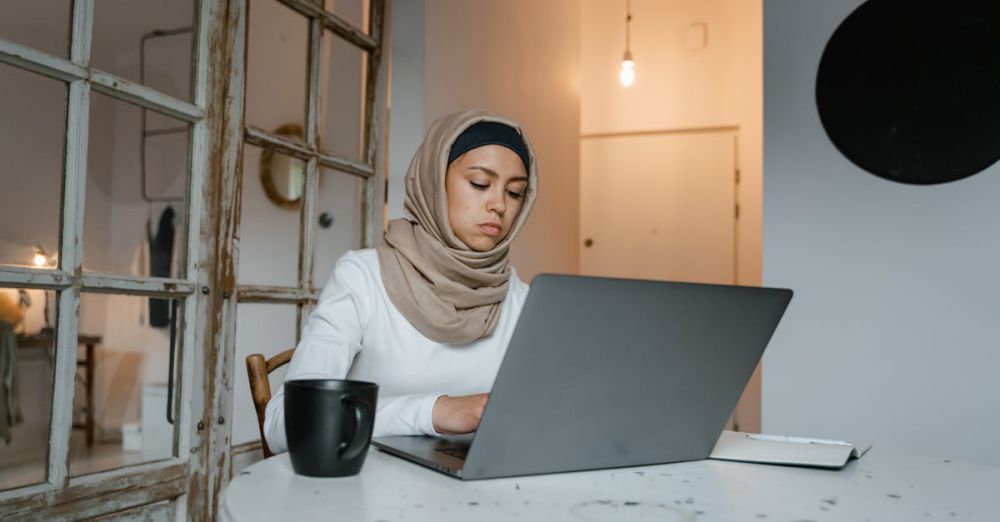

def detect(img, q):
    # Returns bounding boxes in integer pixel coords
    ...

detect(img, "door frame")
[578,125,760,431]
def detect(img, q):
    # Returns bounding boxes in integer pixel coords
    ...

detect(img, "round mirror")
[260,124,306,208]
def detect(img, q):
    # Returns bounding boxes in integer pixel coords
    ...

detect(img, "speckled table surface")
[221,446,1000,521]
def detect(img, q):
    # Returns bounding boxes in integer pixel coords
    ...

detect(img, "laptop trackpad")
[372,434,473,473]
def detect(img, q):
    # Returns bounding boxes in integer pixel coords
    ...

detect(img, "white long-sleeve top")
[263,248,530,454]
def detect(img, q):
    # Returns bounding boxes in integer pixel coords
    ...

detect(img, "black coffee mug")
[284,379,378,477]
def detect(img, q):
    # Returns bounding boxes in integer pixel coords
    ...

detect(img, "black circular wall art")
[816,0,1000,185]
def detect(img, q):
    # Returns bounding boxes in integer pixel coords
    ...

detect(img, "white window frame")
[228,0,390,471]
[0,0,213,518]
[0,0,389,516]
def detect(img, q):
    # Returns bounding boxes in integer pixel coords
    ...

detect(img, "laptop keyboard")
[434,446,469,460]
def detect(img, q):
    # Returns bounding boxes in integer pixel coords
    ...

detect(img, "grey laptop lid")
[375,274,792,480]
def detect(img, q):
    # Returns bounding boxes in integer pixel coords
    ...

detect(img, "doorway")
[580,127,758,430]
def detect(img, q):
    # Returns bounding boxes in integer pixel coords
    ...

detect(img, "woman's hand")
[432,393,489,435]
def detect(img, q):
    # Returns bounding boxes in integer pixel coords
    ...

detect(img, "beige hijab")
[376,110,538,344]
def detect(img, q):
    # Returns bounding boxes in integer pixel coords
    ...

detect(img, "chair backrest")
[245,348,294,458]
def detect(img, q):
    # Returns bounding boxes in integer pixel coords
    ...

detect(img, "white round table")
[222,446,1000,521]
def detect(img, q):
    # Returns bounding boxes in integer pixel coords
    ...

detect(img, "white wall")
[420,0,582,280]
[762,0,1000,464]
[386,0,423,221]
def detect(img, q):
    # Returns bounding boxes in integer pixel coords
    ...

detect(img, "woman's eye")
[470,182,488,191]
[507,191,525,200]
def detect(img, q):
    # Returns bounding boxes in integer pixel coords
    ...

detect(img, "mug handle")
[338,395,373,460]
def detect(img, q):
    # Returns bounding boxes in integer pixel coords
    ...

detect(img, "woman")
[264,110,538,453]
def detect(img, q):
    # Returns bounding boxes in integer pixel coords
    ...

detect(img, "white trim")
[0,482,54,505]
[70,0,93,66]
[245,125,375,178]
[298,17,323,336]
[48,74,91,487]
[79,274,197,295]
[0,37,88,82]
[0,268,73,289]
[279,0,378,53]
[317,152,374,179]
[91,71,203,123]
[236,285,318,304]
[362,0,390,248]
[580,125,741,139]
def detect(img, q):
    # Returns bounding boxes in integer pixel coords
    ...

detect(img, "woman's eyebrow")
[469,165,529,182]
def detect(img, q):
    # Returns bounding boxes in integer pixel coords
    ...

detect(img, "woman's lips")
[479,224,501,236]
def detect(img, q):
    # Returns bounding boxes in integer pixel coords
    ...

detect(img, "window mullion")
[297,17,323,339]
[177,0,216,466]
[47,0,94,488]
[90,72,204,123]
[70,0,93,66]
[245,125,375,178]
[316,151,372,178]
[0,36,87,83]
[362,0,388,248]
[244,125,313,160]
[190,0,248,513]
[78,273,196,295]
[278,0,377,53]
[237,285,317,304]
[0,267,74,289]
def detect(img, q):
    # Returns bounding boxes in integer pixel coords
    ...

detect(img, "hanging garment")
[0,321,22,445]
[148,206,176,328]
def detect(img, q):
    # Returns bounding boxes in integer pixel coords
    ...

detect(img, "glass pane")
[0,64,66,269]
[0,288,57,491]
[84,91,189,278]
[246,0,308,136]
[313,169,364,288]
[68,293,183,477]
[233,303,296,445]
[324,0,370,36]
[92,0,195,102]
[318,31,369,164]
[238,145,302,287]
[0,1,71,59]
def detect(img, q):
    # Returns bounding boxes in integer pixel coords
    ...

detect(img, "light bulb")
[619,59,635,87]
[33,253,47,267]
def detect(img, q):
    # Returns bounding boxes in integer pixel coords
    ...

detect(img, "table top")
[221,445,1000,521]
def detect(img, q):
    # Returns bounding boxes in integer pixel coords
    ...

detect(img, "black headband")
[447,121,531,171]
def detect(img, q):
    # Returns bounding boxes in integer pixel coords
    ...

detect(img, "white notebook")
[709,431,872,469]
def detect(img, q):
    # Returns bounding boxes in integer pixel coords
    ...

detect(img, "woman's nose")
[486,188,506,215]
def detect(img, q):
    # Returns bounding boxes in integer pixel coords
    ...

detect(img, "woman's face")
[445,144,529,251]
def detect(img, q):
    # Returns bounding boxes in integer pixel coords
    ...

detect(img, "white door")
[580,131,737,285]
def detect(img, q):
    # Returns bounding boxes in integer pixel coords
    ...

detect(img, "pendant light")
[619,0,635,87]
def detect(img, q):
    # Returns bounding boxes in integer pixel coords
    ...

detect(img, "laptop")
[371,273,792,480]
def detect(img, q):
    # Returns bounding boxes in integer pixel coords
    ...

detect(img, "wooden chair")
[246,348,294,458]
